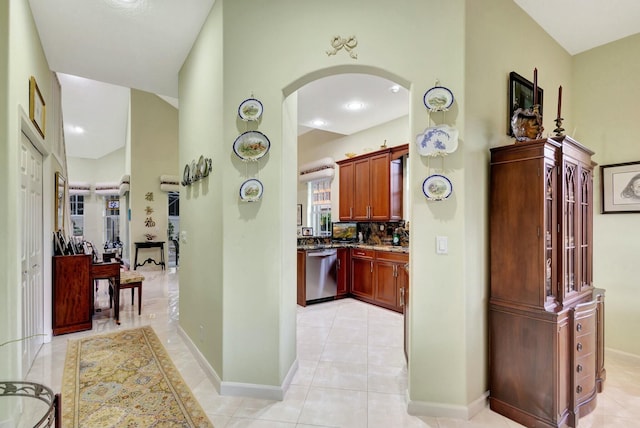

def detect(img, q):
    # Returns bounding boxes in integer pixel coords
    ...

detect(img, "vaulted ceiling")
[28,0,640,159]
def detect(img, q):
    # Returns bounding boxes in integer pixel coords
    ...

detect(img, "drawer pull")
[576,343,583,352]
[576,385,582,394]
[576,364,583,373]
[576,323,582,332]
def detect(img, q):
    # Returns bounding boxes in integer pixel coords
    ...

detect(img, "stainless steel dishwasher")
[305,249,337,303]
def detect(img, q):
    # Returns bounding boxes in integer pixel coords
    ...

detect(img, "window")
[168,192,179,240]
[104,195,120,244]
[69,194,84,236]
[308,179,332,236]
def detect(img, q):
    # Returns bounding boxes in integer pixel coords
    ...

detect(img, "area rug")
[62,326,213,427]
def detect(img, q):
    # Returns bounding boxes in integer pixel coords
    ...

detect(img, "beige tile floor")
[23,269,640,427]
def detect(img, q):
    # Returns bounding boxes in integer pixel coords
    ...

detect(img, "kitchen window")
[308,178,331,236]
[104,195,120,244]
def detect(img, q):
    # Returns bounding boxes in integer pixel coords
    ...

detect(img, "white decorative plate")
[238,98,264,121]
[239,178,264,202]
[415,125,459,156]
[182,163,190,186]
[233,131,270,161]
[423,86,454,111]
[422,174,453,200]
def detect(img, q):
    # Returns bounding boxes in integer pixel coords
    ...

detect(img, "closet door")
[20,132,44,373]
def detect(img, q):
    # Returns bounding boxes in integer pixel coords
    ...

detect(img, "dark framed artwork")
[302,227,313,237]
[297,204,303,226]
[601,161,640,213]
[508,71,543,136]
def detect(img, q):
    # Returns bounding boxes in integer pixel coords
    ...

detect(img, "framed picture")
[601,161,640,213]
[54,171,66,232]
[508,71,543,136]
[29,76,46,138]
[297,204,303,226]
[302,227,313,237]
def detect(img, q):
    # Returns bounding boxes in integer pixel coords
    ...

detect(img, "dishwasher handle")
[307,249,337,257]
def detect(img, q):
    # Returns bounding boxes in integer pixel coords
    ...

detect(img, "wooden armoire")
[489,136,605,428]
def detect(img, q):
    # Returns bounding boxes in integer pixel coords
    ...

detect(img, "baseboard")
[177,326,299,401]
[605,346,640,361]
[177,326,222,392]
[407,390,489,420]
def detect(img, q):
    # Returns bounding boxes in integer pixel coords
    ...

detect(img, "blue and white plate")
[239,178,263,202]
[233,131,270,161]
[423,86,454,111]
[422,174,452,200]
[238,98,263,121]
[415,125,459,156]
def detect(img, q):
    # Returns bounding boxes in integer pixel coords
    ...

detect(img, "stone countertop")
[298,243,409,253]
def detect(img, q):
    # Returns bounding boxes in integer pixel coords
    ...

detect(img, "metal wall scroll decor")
[182,155,212,186]
[326,35,358,59]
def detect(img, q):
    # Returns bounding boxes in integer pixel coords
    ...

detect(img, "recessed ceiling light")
[346,101,364,111]
[67,125,85,134]
[312,119,326,127]
[389,85,400,93]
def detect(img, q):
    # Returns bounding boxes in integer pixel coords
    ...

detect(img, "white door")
[20,132,44,373]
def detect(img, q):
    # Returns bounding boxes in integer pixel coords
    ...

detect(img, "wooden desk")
[134,241,166,270]
[91,262,121,324]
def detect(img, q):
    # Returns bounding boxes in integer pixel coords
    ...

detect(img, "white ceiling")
[28,0,640,159]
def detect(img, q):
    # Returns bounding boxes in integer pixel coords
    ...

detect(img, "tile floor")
[24,269,640,427]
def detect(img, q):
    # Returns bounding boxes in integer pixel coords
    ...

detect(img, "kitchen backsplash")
[297,221,409,247]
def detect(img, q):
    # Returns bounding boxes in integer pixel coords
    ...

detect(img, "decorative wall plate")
[422,174,453,200]
[239,178,264,202]
[189,160,197,182]
[415,125,459,156]
[423,86,454,111]
[233,131,270,161]
[238,98,263,121]
[182,163,190,186]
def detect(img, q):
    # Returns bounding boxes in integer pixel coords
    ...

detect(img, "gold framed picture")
[29,76,46,138]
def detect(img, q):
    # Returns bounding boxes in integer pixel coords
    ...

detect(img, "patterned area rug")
[62,326,213,427]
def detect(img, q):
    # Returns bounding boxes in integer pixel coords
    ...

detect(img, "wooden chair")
[111,270,145,315]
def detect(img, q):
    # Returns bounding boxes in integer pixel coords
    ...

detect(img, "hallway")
[24,269,640,427]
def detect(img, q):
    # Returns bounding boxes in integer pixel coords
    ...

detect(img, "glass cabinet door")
[563,161,578,298]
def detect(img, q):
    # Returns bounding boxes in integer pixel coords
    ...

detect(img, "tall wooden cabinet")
[52,254,92,335]
[489,136,605,428]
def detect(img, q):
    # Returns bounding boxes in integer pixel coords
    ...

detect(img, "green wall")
[573,33,640,356]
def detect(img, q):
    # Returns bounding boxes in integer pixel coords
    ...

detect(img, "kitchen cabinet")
[53,254,92,335]
[349,248,408,313]
[350,248,374,300]
[297,250,306,306]
[337,144,406,221]
[489,136,604,428]
[336,248,350,297]
[374,251,408,312]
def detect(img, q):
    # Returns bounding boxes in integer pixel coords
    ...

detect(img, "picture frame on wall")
[29,76,46,138]
[601,161,640,213]
[297,204,303,226]
[302,227,313,237]
[508,71,543,136]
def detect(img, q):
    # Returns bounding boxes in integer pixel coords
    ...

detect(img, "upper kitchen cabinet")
[337,144,407,221]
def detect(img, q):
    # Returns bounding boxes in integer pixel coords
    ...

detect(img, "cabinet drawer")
[351,248,374,259]
[574,314,596,335]
[574,331,595,355]
[375,251,408,263]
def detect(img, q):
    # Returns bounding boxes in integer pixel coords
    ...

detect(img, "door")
[20,133,44,373]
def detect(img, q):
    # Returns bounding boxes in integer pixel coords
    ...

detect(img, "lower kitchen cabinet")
[350,248,374,300]
[297,250,306,306]
[375,251,408,312]
[350,248,408,313]
[336,248,350,297]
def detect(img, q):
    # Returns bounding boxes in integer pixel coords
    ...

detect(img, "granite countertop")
[298,243,409,253]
